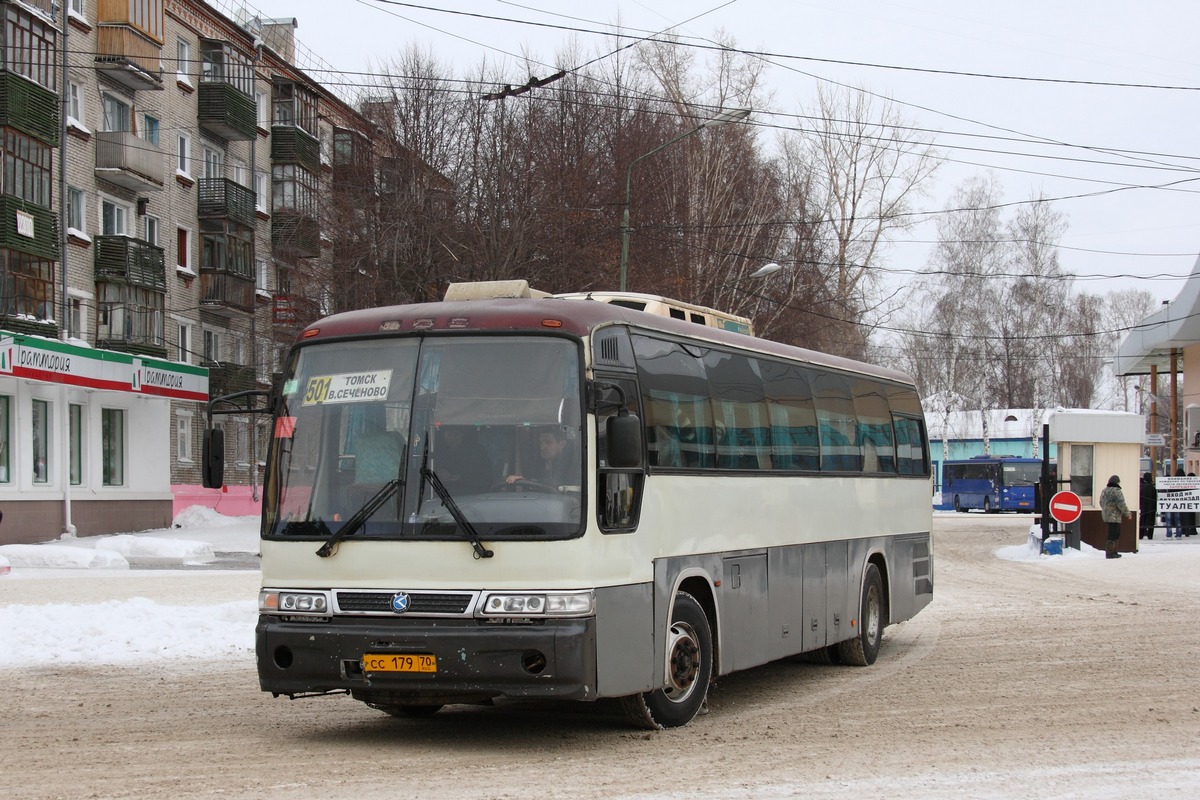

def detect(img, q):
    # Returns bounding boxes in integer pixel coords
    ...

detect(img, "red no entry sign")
[1049,491,1083,524]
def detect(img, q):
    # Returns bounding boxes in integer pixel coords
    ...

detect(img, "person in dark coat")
[1139,472,1157,539]
[1187,473,1199,537]
[1099,474,1131,559]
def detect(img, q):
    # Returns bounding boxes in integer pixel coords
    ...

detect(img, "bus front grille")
[334,590,476,616]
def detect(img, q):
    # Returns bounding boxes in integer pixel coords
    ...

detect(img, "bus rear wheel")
[838,563,884,666]
[954,495,965,512]
[983,496,992,513]
[620,591,712,730]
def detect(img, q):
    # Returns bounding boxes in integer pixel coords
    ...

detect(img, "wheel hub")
[666,623,700,698]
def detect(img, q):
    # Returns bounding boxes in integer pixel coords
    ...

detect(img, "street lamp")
[619,107,751,292]
[748,262,783,279]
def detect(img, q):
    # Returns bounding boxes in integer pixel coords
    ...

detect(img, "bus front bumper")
[256,615,599,704]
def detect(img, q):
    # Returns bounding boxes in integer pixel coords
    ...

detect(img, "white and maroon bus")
[208,285,933,728]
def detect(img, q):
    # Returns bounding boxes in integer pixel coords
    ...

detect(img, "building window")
[143,114,160,146]
[202,145,223,180]
[176,226,192,271]
[255,257,268,293]
[100,197,129,236]
[0,250,55,320]
[1069,444,1095,504]
[3,128,53,208]
[5,6,57,91]
[67,81,84,124]
[231,158,249,187]
[254,169,267,212]
[69,0,85,17]
[203,328,222,362]
[102,408,125,486]
[272,164,317,215]
[201,219,253,276]
[69,403,83,486]
[176,132,191,175]
[176,39,191,82]
[32,398,49,483]
[144,214,159,246]
[66,186,85,232]
[272,79,318,134]
[176,410,193,462]
[97,283,165,347]
[255,90,268,129]
[0,395,9,483]
[176,320,191,362]
[101,93,130,132]
[65,294,84,339]
[200,39,253,97]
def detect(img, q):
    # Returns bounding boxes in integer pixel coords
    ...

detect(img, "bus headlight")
[260,590,329,615]
[479,591,594,617]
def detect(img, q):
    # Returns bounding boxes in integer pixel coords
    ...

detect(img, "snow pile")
[94,534,215,566]
[0,597,255,666]
[173,505,257,529]
[0,543,129,570]
[0,553,9,576]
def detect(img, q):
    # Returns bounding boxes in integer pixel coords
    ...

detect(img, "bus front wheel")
[838,563,885,666]
[620,591,713,730]
[983,496,992,513]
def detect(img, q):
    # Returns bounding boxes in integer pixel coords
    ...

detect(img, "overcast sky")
[243,0,1200,303]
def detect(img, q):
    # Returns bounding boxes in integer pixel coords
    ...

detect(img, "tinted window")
[634,336,714,468]
[705,350,769,469]
[812,372,862,472]
[894,415,928,476]
[761,360,819,471]
[852,378,896,473]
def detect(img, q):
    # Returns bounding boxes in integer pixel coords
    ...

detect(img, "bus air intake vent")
[335,591,475,615]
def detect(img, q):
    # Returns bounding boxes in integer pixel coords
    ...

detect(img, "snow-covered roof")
[1114,252,1200,376]
[925,406,1048,441]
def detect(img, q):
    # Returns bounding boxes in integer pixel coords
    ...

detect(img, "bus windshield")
[264,335,583,542]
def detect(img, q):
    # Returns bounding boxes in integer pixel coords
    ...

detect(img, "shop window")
[102,407,125,486]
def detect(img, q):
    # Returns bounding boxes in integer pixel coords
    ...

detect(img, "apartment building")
[0,0,381,544]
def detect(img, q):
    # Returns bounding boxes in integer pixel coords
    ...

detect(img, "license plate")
[362,653,437,673]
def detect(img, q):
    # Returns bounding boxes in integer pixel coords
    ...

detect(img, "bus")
[206,288,933,729]
[942,455,1042,513]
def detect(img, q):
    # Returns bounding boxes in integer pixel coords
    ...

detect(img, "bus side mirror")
[607,413,643,468]
[202,428,225,489]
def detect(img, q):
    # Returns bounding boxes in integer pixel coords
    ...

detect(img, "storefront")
[0,332,207,545]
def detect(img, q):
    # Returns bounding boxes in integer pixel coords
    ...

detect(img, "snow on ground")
[0,510,1198,670]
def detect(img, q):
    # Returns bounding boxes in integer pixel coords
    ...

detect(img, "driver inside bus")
[507,427,577,488]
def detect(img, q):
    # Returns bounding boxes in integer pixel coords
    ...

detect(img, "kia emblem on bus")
[390,592,411,613]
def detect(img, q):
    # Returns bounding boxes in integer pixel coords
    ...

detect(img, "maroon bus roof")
[298,297,915,386]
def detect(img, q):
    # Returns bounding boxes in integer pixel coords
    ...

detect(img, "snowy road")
[2,513,1198,799]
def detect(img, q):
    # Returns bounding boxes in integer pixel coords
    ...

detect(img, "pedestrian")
[1099,474,1132,559]
[1139,472,1157,540]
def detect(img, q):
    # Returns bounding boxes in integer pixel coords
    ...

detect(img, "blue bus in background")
[943,456,1042,512]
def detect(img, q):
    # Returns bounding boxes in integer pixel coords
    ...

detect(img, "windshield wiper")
[420,464,494,559]
[316,478,401,558]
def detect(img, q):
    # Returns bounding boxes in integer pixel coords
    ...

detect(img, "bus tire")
[954,495,965,512]
[620,591,713,730]
[983,496,992,513]
[838,563,884,667]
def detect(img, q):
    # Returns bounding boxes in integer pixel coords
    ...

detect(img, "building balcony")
[271,213,320,258]
[0,195,58,260]
[272,293,321,328]
[198,178,256,227]
[200,270,254,313]
[271,124,321,173]
[94,235,166,290]
[0,72,59,145]
[198,81,256,141]
[95,25,164,92]
[204,361,258,396]
[15,0,53,14]
[94,131,164,191]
